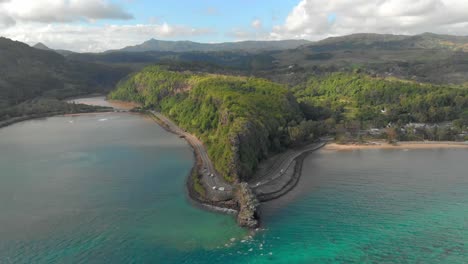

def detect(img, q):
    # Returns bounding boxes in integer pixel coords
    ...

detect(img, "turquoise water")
[0,112,246,263]
[0,107,467,263]
[255,149,468,263]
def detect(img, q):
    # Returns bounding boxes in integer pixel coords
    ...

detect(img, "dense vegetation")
[271,33,468,85]
[109,66,324,182]
[0,37,131,122]
[70,33,468,86]
[293,72,468,129]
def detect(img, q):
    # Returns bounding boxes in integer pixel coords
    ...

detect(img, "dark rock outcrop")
[235,182,259,228]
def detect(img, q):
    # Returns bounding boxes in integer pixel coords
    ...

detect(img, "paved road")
[150,111,233,197]
[249,142,326,190]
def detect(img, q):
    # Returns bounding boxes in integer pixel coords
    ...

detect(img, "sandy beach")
[107,99,141,110]
[324,141,468,150]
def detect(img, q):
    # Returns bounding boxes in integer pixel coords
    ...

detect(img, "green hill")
[68,33,468,86]
[271,33,468,85]
[0,37,131,121]
[109,66,320,181]
[292,72,468,128]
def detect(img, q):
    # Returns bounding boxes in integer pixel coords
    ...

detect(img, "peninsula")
[108,66,326,227]
[108,64,468,228]
[1,34,466,230]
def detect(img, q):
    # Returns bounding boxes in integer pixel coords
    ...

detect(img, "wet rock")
[235,182,259,228]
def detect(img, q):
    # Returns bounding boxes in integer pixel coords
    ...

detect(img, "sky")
[1,0,468,52]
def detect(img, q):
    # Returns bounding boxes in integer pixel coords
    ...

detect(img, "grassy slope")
[109,66,305,182]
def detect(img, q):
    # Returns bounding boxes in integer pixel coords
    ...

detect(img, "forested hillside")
[68,33,468,86]
[0,37,131,121]
[109,66,323,182]
[292,73,468,128]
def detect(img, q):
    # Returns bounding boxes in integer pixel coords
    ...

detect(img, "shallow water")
[255,149,468,263]
[0,98,466,263]
[0,110,246,263]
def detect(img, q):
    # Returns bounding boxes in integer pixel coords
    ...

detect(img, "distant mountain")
[110,39,310,53]
[268,32,468,85]
[68,33,468,85]
[32,42,51,50]
[32,42,75,56]
[303,32,468,52]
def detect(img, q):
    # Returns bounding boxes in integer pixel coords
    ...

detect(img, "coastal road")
[150,111,233,198]
[249,142,326,190]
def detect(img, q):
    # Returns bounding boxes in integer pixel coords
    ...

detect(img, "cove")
[0,98,246,263]
[0,97,466,263]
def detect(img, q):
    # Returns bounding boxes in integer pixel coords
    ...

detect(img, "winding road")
[249,142,326,190]
[150,111,233,199]
[150,111,326,202]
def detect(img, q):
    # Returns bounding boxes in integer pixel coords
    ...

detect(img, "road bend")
[249,141,326,190]
[150,111,233,199]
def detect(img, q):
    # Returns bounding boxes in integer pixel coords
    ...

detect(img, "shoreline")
[0,112,65,129]
[0,106,238,216]
[145,111,240,214]
[107,99,141,110]
[0,109,113,129]
[146,109,338,229]
[325,141,468,150]
[252,142,326,202]
[7,96,465,227]
[145,110,328,221]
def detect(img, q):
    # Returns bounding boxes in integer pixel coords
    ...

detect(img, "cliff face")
[109,66,305,183]
[230,120,271,181]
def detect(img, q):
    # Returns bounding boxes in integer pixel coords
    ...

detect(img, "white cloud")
[251,19,262,29]
[4,0,468,52]
[0,0,132,23]
[0,22,215,52]
[270,0,468,40]
[0,0,215,51]
[228,19,266,40]
[0,13,15,27]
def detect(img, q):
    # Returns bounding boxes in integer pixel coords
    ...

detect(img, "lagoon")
[0,108,246,263]
[0,98,466,263]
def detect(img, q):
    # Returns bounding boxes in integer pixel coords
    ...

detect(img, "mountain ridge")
[32,42,51,50]
[303,32,468,52]
[32,42,75,56]
[109,39,311,53]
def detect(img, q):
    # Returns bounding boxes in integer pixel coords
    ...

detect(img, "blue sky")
[1,0,468,52]
[108,0,300,42]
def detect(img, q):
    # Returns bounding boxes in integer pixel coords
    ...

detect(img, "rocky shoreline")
[0,107,327,229]
[147,111,262,227]
[146,111,329,229]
